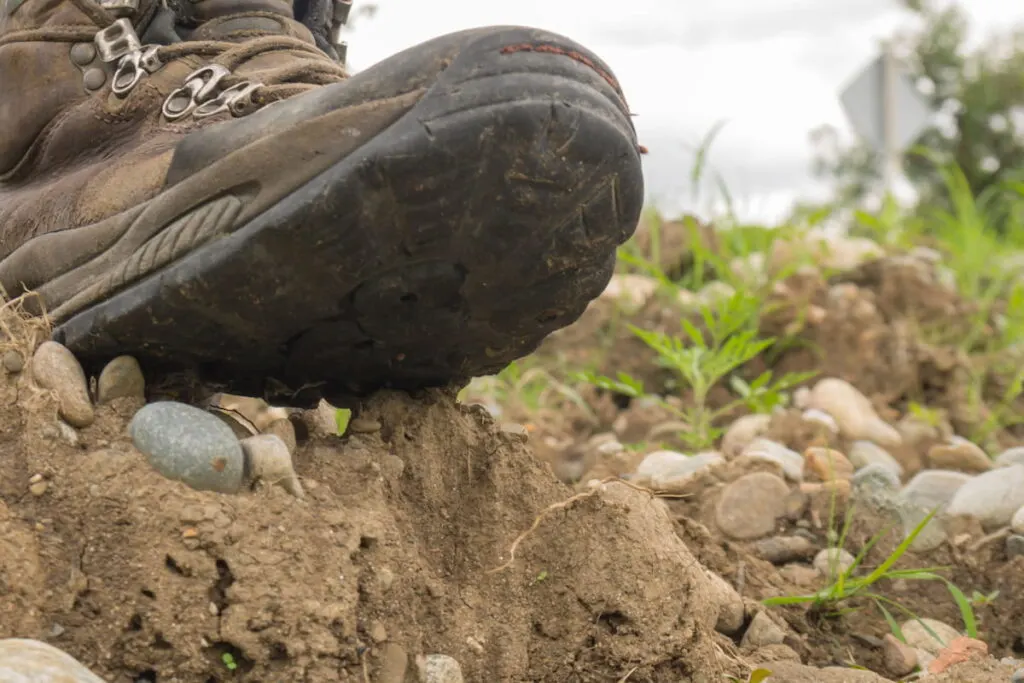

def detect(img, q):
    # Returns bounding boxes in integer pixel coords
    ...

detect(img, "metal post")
[881,40,899,197]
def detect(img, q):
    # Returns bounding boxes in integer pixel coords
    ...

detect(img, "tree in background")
[810,0,1024,216]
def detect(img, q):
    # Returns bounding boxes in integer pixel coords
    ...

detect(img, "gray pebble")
[897,470,972,552]
[996,447,1024,468]
[741,439,804,481]
[1012,667,1024,683]
[1007,534,1024,558]
[130,401,245,494]
[752,536,817,564]
[2,349,23,373]
[740,611,786,649]
[97,355,145,404]
[848,440,903,477]
[417,654,464,683]
[947,465,1024,530]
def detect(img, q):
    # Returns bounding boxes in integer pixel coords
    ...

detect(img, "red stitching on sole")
[500,42,623,96]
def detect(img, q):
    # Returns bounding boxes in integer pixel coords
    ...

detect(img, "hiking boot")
[0,0,644,404]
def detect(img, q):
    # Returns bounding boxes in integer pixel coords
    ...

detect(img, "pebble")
[995,447,1024,468]
[2,349,23,373]
[600,273,658,310]
[896,470,972,550]
[96,355,145,404]
[848,441,903,477]
[804,447,854,481]
[1013,667,1024,683]
[240,434,303,498]
[349,417,382,434]
[702,569,745,635]
[752,536,817,564]
[648,451,724,491]
[1013,506,1024,534]
[927,635,988,674]
[263,418,297,455]
[813,547,855,577]
[741,439,804,481]
[378,643,409,683]
[900,618,960,655]
[31,341,94,428]
[806,378,901,447]
[882,633,918,677]
[927,438,992,474]
[29,480,48,496]
[715,472,790,540]
[801,409,839,433]
[852,463,902,498]
[130,401,245,494]
[741,611,787,649]
[721,413,772,458]
[1006,534,1024,558]
[0,638,106,682]
[778,564,820,588]
[417,654,464,683]
[947,465,1024,530]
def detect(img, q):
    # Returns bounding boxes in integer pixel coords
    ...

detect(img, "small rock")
[1006,534,1024,558]
[813,547,855,577]
[778,564,820,588]
[57,420,79,446]
[996,447,1024,468]
[1013,667,1024,683]
[752,536,817,564]
[900,618,960,655]
[852,463,901,497]
[600,273,658,309]
[897,469,972,551]
[378,643,409,683]
[715,472,791,540]
[741,611,787,649]
[927,438,992,474]
[703,569,745,635]
[927,635,988,674]
[804,447,854,481]
[1013,506,1024,534]
[721,413,772,458]
[96,355,145,404]
[29,480,48,496]
[417,654,464,683]
[241,434,303,498]
[649,451,724,492]
[32,341,94,428]
[801,409,839,433]
[130,401,245,494]
[741,439,804,481]
[263,418,297,455]
[848,441,903,477]
[946,465,1024,530]
[349,417,382,434]
[498,422,529,442]
[368,621,389,643]
[806,378,901,447]
[882,633,918,677]
[2,349,23,373]
[0,639,106,682]
[376,567,395,593]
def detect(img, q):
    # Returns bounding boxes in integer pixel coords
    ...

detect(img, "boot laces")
[89,0,347,120]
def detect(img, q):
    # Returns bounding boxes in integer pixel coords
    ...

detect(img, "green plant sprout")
[222,652,238,671]
[578,290,815,450]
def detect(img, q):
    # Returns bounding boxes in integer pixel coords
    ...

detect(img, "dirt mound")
[0,358,728,682]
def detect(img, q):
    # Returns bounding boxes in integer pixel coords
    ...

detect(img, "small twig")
[967,527,1010,553]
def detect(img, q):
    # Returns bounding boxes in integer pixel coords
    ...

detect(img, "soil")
[3,216,1024,683]
[0,374,728,682]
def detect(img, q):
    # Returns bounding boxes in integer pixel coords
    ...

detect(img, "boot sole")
[52,46,644,404]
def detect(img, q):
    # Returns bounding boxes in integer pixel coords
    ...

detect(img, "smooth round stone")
[97,355,145,403]
[1013,667,1024,683]
[741,439,804,481]
[130,401,245,494]
[0,638,106,682]
[947,465,1024,531]
[849,440,903,477]
[418,654,464,683]
[996,447,1024,468]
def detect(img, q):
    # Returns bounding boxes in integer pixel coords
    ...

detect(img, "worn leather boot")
[0,0,644,403]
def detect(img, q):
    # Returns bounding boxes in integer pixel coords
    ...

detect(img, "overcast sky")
[344,0,1023,223]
